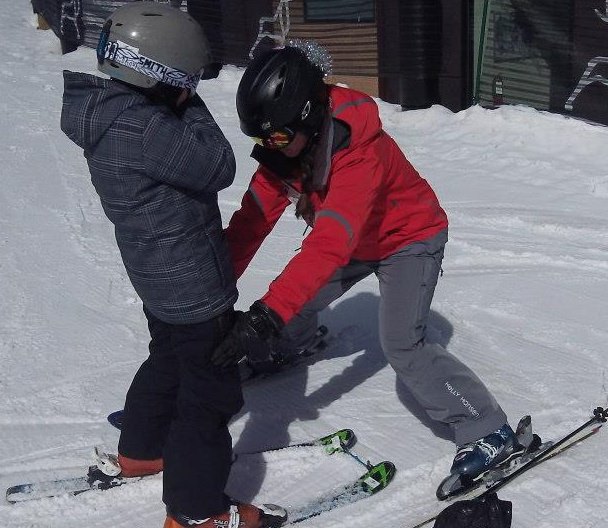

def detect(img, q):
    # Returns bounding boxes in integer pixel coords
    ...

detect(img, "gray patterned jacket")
[61,71,238,324]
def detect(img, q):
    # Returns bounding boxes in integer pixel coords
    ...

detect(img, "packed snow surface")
[1,4,607,528]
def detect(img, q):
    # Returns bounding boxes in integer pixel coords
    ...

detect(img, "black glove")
[211,301,284,368]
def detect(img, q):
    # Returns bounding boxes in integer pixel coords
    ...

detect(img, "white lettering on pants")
[445,382,481,418]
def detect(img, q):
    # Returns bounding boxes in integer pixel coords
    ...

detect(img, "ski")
[4,460,151,504]
[409,406,607,528]
[107,326,329,432]
[5,428,354,503]
[231,428,356,463]
[287,460,396,524]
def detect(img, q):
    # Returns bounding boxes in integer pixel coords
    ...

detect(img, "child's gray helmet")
[97,2,213,92]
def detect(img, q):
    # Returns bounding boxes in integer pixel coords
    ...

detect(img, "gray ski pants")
[282,229,507,445]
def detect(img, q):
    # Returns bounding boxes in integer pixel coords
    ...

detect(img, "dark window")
[304,0,375,23]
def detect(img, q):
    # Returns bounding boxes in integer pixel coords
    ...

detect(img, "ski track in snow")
[1,4,607,528]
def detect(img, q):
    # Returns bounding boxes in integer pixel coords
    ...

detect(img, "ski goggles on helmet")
[97,20,202,95]
[252,127,296,150]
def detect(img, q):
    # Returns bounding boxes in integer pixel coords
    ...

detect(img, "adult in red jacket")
[212,46,520,496]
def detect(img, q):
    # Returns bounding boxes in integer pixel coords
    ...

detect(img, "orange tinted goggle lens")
[253,129,294,149]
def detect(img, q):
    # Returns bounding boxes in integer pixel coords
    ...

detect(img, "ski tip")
[436,473,460,501]
[6,483,32,504]
[379,460,397,483]
[360,460,396,494]
[436,470,481,502]
[337,428,357,450]
[107,410,124,430]
[317,428,357,453]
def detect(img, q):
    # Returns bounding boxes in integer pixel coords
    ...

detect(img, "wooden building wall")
[276,0,379,96]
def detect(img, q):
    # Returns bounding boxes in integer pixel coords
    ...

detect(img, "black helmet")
[236,46,326,138]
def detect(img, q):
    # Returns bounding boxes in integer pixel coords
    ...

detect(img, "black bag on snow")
[433,493,512,528]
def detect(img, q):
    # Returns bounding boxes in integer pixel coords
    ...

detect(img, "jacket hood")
[61,70,147,151]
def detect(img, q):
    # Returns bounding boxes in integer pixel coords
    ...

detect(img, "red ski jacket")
[225,85,448,324]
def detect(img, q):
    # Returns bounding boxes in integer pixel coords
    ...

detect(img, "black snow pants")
[118,307,242,519]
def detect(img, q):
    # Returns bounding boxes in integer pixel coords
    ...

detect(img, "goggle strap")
[98,37,201,92]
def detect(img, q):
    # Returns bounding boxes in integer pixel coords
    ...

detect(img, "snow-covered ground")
[1,4,607,528]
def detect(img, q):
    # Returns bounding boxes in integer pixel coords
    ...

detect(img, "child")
[60,3,286,527]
